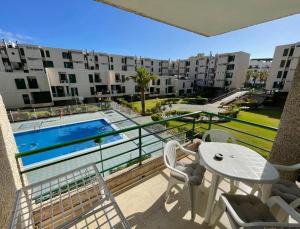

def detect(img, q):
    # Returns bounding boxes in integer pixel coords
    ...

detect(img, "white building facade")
[0,42,250,108]
[266,42,300,92]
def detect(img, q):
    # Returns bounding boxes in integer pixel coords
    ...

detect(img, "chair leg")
[189,184,198,221]
[165,177,177,201]
[229,180,238,193]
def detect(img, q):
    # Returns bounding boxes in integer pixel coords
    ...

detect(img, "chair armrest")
[165,163,189,184]
[220,195,300,228]
[272,163,300,171]
[266,196,300,223]
[177,144,200,161]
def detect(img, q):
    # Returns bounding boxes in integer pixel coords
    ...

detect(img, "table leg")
[261,184,272,203]
[204,173,220,223]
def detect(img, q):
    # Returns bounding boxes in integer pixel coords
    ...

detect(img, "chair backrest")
[164,140,180,169]
[202,129,236,143]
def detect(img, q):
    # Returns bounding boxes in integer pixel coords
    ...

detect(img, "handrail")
[15,110,279,177]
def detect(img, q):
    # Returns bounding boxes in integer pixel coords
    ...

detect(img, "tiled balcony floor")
[114,156,253,229]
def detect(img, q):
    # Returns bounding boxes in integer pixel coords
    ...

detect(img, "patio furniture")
[9,163,131,229]
[202,129,238,192]
[199,142,279,225]
[217,194,300,228]
[202,129,237,143]
[252,163,300,211]
[164,140,205,220]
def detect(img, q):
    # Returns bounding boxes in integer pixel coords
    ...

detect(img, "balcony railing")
[15,110,278,185]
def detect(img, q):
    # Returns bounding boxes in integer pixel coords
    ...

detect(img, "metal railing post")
[208,114,212,130]
[138,127,142,166]
[10,110,14,122]
[191,116,196,142]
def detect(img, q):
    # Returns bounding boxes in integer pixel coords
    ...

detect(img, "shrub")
[151,113,163,121]
[165,98,180,104]
[181,97,208,105]
[219,106,240,118]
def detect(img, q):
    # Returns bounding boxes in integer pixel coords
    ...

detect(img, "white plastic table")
[199,142,279,224]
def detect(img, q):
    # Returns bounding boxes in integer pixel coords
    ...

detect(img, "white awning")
[96,0,300,36]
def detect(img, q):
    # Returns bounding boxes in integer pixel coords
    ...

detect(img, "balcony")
[4,108,300,228]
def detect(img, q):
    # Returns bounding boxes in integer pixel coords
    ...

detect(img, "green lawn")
[168,108,282,158]
[131,98,165,113]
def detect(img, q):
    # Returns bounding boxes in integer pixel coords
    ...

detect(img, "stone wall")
[0,94,22,228]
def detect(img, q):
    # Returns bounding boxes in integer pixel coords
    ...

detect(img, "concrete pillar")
[0,94,22,228]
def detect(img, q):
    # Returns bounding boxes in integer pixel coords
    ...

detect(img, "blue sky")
[1,0,300,60]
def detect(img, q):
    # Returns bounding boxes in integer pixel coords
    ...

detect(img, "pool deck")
[12,110,163,185]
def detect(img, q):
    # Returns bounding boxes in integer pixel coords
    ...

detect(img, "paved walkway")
[211,91,248,107]
[164,104,224,113]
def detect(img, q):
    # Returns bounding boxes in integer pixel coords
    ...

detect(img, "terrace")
[4,101,298,227]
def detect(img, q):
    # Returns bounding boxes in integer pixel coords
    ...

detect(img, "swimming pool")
[14,119,123,167]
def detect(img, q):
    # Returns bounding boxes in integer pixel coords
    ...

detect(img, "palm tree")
[128,67,157,115]
[258,70,269,86]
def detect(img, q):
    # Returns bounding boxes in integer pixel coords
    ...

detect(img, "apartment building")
[169,52,250,90]
[0,42,250,109]
[249,58,272,72]
[266,42,300,92]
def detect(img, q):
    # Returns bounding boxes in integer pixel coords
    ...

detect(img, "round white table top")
[199,142,279,183]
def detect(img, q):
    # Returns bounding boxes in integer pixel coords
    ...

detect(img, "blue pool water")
[14,119,123,166]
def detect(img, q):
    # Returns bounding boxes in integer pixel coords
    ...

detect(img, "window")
[51,86,65,97]
[89,74,94,83]
[110,57,113,62]
[157,79,160,85]
[122,65,127,71]
[226,64,235,70]
[121,58,125,63]
[68,74,76,83]
[195,67,198,72]
[283,71,288,79]
[283,48,289,56]
[15,79,26,89]
[186,61,190,66]
[64,62,73,69]
[183,82,185,88]
[94,56,98,61]
[228,55,235,62]
[95,64,99,70]
[40,50,45,57]
[71,87,78,96]
[90,87,95,95]
[151,61,153,65]
[141,60,144,65]
[196,60,199,65]
[280,60,285,68]
[286,59,291,68]
[289,47,295,56]
[20,48,25,56]
[43,60,54,68]
[94,73,101,83]
[277,71,282,78]
[22,94,30,104]
[45,50,50,57]
[66,86,70,95]
[121,75,126,82]
[110,65,114,70]
[27,76,39,89]
[115,73,120,82]
[59,73,68,83]
[62,52,71,59]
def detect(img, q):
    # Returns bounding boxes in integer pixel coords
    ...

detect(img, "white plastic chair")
[164,140,205,220]
[214,194,300,228]
[202,129,238,192]
[251,163,300,211]
[202,129,237,143]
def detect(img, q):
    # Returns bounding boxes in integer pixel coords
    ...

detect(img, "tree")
[258,70,269,86]
[270,59,300,181]
[128,67,157,115]
[246,70,258,86]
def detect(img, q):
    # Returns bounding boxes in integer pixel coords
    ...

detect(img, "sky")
[1,0,300,60]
